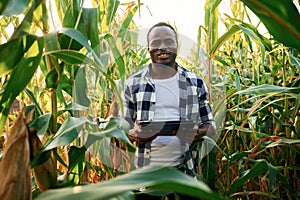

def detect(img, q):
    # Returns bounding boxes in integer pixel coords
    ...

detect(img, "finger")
[128,134,137,142]
[134,126,142,134]
[136,121,141,126]
[193,124,199,130]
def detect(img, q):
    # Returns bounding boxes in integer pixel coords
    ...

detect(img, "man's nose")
[158,41,168,49]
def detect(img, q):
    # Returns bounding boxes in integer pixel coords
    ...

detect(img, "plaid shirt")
[123,63,214,173]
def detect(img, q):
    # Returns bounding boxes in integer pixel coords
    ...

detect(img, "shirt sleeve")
[123,80,136,128]
[197,80,214,126]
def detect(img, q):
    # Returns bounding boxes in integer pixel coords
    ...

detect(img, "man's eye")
[151,40,161,47]
[165,39,176,46]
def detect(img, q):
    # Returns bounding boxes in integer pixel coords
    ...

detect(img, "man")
[123,22,215,199]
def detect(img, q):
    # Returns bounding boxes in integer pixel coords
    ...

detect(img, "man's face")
[148,26,178,66]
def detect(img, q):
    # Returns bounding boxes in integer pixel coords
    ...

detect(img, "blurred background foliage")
[0,0,299,199]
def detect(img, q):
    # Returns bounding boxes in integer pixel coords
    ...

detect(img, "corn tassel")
[0,108,31,200]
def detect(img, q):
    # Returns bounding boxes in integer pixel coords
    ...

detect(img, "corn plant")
[0,0,222,199]
[198,0,300,199]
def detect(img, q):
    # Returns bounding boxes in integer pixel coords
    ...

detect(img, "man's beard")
[153,60,175,67]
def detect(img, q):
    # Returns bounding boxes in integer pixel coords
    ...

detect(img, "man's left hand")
[177,123,215,144]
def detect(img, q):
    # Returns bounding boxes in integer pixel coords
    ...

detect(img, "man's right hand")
[128,122,160,144]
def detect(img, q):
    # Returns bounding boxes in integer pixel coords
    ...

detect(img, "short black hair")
[147,22,178,46]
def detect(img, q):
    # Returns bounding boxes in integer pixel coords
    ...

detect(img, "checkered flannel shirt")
[123,63,214,174]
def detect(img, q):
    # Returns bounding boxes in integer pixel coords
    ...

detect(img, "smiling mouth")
[157,53,170,59]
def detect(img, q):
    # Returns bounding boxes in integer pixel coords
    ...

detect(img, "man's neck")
[150,63,177,79]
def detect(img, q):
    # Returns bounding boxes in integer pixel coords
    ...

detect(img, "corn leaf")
[43,117,89,151]
[59,28,101,65]
[230,159,277,193]
[205,0,220,51]
[65,146,86,186]
[117,5,139,39]
[29,113,51,136]
[0,35,36,76]
[36,165,222,200]
[236,84,299,95]
[210,24,271,58]
[106,0,120,26]
[240,0,300,51]
[46,50,98,66]
[85,117,132,148]
[0,0,9,15]
[82,8,100,51]
[104,33,125,82]
[10,0,43,39]
[0,0,30,16]
[0,37,43,133]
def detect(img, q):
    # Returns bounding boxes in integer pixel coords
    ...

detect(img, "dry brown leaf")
[0,107,31,200]
[29,128,57,192]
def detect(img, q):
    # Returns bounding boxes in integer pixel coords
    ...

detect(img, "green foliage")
[0,36,43,133]
[240,0,300,51]
[199,0,300,199]
[36,165,221,200]
[0,0,300,199]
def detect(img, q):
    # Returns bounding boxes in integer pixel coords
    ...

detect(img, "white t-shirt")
[150,73,183,167]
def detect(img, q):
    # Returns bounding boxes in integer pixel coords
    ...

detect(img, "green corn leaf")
[289,54,300,70]
[25,88,43,116]
[230,159,277,193]
[43,117,89,151]
[117,5,139,39]
[204,0,220,52]
[59,28,101,65]
[0,37,43,133]
[0,0,30,16]
[45,68,59,89]
[236,84,299,95]
[240,0,300,51]
[58,73,72,96]
[106,0,120,25]
[210,25,241,58]
[85,117,132,148]
[63,103,88,111]
[45,50,98,66]
[210,24,271,59]
[104,33,125,82]
[59,0,87,50]
[43,116,131,151]
[0,0,9,15]
[36,165,222,200]
[73,66,91,108]
[0,35,36,76]
[265,139,300,148]
[10,0,43,39]
[29,113,51,136]
[59,28,91,51]
[235,70,241,91]
[67,146,86,185]
[82,8,100,51]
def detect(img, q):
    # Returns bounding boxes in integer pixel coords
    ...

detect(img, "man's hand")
[128,122,160,144]
[177,123,215,144]
[195,123,215,141]
[177,123,198,144]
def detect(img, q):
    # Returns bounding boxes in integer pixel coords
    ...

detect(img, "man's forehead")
[149,26,176,37]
